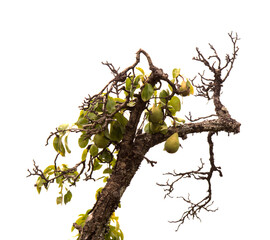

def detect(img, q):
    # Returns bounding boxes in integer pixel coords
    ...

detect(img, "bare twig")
[186,112,218,122]
[157,132,222,230]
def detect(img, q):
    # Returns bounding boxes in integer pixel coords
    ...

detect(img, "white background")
[1,0,270,239]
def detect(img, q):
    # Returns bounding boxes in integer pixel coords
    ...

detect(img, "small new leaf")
[58,123,69,132]
[172,68,180,79]
[136,67,145,76]
[175,117,185,123]
[56,196,63,205]
[81,148,88,161]
[95,187,103,200]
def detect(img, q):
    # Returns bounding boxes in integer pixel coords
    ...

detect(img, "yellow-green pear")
[149,105,163,123]
[179,80,190,96]
[164,132,180,153]
[93,133,109,148]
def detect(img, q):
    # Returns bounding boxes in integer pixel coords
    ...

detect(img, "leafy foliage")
[29,55,194,239]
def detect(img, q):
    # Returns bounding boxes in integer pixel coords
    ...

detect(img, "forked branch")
[157,132,221,230]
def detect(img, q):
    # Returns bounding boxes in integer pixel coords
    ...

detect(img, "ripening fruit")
[179,80,190,96]
[164,132,180,153]
[149,105,163,123]
[93,133,109,148]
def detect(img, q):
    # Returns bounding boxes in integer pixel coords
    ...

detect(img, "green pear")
[164,132,180,153]
[149,122,160,133]
[93,133,109,148]
[149,105,163,123]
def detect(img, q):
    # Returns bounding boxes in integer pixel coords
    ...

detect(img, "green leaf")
[134,75,141,86]
[44,165,55,175]
[106,97,116,114]
[127,101,136,107]
[175,117,185,123]
[114,97,125,103]
[103,168,112,174]
[159,89,170,104]
[144,122,151,134]
[61,164,69,171]
[90,144,99,157]
[37,186,42,194]
[141,83,154,102]
[53,136,65,157]
[172,68,180,79]
[53,136,60,152]
[78,110,85,118]
[110,157,117,168]
[114,113,128,127]
[87,112,97,120]
[93,159,102,171]
[36,177,46,194]
[81,148,88,161]
[167,104,176,116]
[109,121,123,142]
[64,135,71,153]
[78,133,89,148]
[103,176,109,183]
[55,171,63,185]
[169,96,181,112]
[53,135,66,156]
[119,229,124,240]
[136,67,145,76]
[56,196,63,205]
[125,77,131,91]
[76,117,88,128]
[95,187,103,200]
[64,190,72,204]
[95,102,104,113]
[168,83,173,93]
[99,149,112,163]
[75,217,85,227]
[58,123,69,132]
[59,138,66,157]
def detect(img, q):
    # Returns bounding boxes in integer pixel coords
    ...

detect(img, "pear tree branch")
[156,32,240,230]
[28,32,241,240]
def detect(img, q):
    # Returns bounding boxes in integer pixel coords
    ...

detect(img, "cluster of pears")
[148,104,165,133]
[164,132,180,154]
[148,104,180,154]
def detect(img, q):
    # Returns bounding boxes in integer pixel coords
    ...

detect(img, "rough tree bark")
[79,35,241,239]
